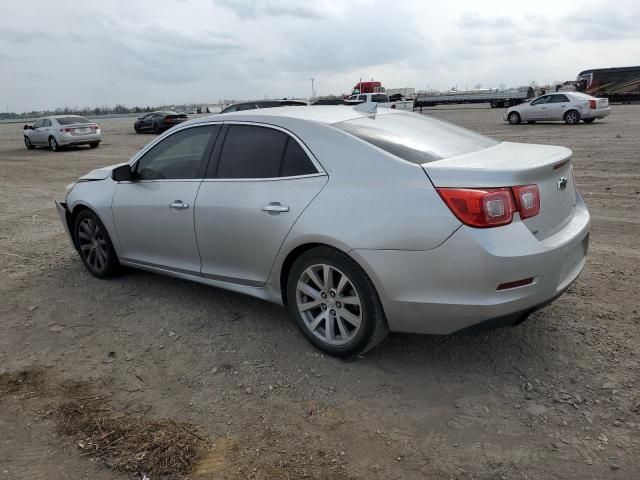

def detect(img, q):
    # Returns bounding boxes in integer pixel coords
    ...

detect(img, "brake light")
[90,124,99,131]
[436,188,516,227]
[437,185,541,228]
[512,185,540,219]
[61,127,75,133]
[589,99,596,109]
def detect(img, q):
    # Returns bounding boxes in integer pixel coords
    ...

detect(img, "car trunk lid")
[423,141,576,239]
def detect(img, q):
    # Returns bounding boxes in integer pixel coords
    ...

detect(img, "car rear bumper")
[582,107,610,120]
[57,132,102,146]
[351,193,590,334]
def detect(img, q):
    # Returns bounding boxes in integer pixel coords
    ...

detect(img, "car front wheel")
[24,136,34,150]
[508,111,521,125]
[287,247,388,358]
[74,210,120,278]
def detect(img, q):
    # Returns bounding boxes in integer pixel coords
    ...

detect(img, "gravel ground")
[1,105,639,480]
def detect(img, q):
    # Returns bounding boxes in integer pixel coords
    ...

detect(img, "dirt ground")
[1,105,639,480]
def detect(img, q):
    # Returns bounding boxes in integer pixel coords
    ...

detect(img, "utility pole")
[310,78,315,101]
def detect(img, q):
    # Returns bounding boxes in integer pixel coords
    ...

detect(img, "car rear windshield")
[57,116,90,125]
[333,112,498,163]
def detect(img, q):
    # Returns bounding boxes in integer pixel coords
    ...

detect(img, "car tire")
[564,110,581,125]
[503,99,511,107]
[89,142,99,149]
[24,136,35,150]
[508,111,521,125]
[583,118,595,124]
[153,122,161,134]
[49,136,59,151]
[74,209,120,278]
[134,125,141,133]
[286,246,388,358]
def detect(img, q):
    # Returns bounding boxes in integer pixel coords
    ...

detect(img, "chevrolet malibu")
[56,105,590,357]
[24,115,101,151]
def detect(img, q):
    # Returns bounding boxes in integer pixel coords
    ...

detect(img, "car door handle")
[169,200,189,210]
[262,202,289,213]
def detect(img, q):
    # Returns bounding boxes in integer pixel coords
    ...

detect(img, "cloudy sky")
[1,0,638,112]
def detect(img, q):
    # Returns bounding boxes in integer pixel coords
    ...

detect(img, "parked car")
[56,105,589,357]
[504,92,610,125]
[134,111,188,134]
[23,116,101,151]
[220,100,307,113]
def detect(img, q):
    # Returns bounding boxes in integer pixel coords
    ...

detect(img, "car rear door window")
[215,125,287,179]
[550,94,570,103]
[213,125,317,179]
[135,125,218,180]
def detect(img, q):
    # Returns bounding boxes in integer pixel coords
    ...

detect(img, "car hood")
[78,163,128,181]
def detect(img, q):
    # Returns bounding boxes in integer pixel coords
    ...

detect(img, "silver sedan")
[24,115,102,151]
[504,92,610,125]
[56,105,590,357]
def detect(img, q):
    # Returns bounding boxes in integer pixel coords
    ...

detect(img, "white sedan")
[504,92,610,125]
[23,115,102,151]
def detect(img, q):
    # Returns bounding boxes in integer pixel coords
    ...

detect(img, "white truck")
[344,92,414,111]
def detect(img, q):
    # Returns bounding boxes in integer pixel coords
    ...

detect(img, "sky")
[1,0,639,112]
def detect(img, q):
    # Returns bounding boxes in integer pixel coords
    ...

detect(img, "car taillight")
[589,99,596,109]
[512,184,540,219]
[436,188,516,228]
[90,124,99,131]
[437,185,540,228]
[61,127,75,133]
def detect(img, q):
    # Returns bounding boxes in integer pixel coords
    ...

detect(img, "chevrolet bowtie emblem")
[557,176,568,191]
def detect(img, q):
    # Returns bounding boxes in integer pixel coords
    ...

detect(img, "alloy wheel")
[296,264,363,346]
[77,218,108,272]
[566,112,578,124]
[49,137,58,151]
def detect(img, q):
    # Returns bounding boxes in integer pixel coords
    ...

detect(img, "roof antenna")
[354,102,377,113]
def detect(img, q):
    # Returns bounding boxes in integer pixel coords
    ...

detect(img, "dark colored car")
[220,100,307,114]
[134,111,188,134]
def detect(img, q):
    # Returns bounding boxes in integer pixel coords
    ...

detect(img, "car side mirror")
[112,164,133,182]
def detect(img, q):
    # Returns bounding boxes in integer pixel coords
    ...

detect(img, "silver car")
[56,105,590,357]
[24,115,102,151]
[504,92,610,125]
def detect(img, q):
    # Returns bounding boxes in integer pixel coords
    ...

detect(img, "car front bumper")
[352,193,590,335]
[55,200,76,249]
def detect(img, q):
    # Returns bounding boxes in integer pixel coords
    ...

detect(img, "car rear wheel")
[74,210,119,278]
[49,136,59,151]
[564,110,581,125]
[24,136,34,150]
[287,246,388,358]
[508,112,521,125]
[583,118,595,124]
[503,99,511,107]
[89,142,99,149]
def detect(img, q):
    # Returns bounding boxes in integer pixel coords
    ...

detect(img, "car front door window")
[135,126,217,180]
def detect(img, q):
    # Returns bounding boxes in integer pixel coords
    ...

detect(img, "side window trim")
[205,121,325,181]
[130,124,222,182]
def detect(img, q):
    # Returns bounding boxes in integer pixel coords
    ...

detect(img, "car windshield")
[333,112,499,164]
[57,116,90,125]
